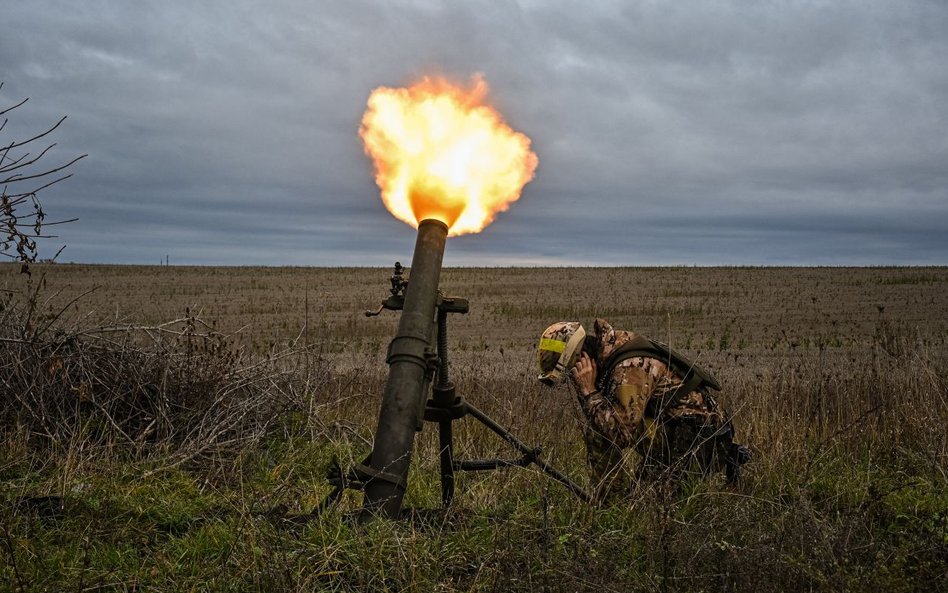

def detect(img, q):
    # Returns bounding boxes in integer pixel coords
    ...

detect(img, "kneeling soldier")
[537,319,750,502]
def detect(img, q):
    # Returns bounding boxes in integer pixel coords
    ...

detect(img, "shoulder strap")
[596,336,721,396]
[649,338,721,391]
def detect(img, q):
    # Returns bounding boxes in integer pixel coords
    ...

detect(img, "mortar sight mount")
[321,253,590,520]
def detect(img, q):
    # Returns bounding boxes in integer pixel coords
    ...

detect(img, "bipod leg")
[433,307,458,508]
[439,419,454,506]
[465,402,591,504]
[315,455,357,516]
[315,486,345,516]
[311,454,371,518]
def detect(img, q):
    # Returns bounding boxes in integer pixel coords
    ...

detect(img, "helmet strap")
[554,325,586,375]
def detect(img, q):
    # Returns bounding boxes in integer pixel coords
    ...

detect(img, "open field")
[2,263,947,592]
[10,263,948,352]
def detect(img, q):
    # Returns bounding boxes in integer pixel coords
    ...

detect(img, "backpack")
[595,335,721,411]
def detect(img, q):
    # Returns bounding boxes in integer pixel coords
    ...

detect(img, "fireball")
[359,75,538,235]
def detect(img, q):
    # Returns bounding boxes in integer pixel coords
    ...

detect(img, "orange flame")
[359,76,538,235]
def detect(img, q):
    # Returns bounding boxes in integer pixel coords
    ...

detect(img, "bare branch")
[0,96,28,117]
[0,147,29,170]
[39,217,80,227]
[1,153,87,185]
[6,115,67,150]
[1,84,82,262]
[0,142,55,175]
[8,172,79,197]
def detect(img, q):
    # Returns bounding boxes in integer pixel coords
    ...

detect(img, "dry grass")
[7,263,945,452]
[1,263,946,592]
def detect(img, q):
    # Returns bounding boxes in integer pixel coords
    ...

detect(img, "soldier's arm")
[571,353,636,447]
[578,390,635,447]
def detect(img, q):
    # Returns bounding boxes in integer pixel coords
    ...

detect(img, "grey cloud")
[2,0,946,266]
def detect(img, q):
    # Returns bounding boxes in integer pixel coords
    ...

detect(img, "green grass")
[2,435,945,592]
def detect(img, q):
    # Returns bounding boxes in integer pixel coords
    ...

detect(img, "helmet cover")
[537,321,586,385]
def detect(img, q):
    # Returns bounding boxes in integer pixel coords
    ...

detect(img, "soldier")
[537,319,749,501]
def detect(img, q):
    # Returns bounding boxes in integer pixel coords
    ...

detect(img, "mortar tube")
[361,219,448,519]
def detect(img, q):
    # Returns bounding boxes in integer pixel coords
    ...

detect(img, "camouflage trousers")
[584,415,729,502]
[635,415,727,480]
[582,427,628,503]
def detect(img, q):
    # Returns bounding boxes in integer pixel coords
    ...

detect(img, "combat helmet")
[537,321,587,386]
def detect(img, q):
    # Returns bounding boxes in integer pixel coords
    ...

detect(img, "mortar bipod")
[420,301,590,506]
[317,272,590,516]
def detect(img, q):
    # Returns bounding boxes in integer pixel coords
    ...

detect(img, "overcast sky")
[3,0,946,266]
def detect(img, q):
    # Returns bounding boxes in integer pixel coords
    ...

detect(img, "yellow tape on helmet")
[538,338,567,353]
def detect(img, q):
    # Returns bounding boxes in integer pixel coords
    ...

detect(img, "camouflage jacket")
[572,318,722,449]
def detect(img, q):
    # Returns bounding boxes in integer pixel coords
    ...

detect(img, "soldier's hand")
[571,352,598,397]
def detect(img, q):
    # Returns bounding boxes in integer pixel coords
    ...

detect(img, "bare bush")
[1,82,85,267]
[0,280,331,465]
